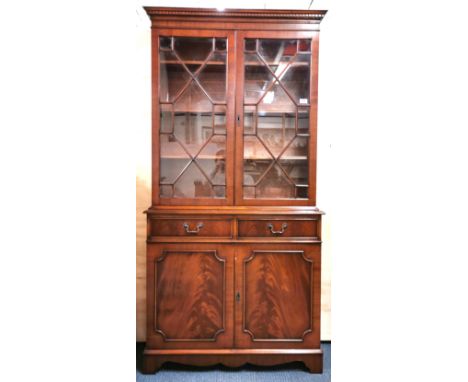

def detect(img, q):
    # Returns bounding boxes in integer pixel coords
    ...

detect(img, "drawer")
[238,218,319,238]
[150,218,232,238]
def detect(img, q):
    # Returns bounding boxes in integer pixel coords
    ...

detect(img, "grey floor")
[136,342,331,381]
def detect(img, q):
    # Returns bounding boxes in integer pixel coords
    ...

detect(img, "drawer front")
[150,218,232,238]
[238,219,319,238]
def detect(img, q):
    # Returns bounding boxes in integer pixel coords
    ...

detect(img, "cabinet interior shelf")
[160,60,309,67]
[160,155,308,160]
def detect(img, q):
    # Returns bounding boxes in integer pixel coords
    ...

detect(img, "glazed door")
[235,31,319,205]
[153,29,236,205]
[147,243,234,348]
[235,244,321,348]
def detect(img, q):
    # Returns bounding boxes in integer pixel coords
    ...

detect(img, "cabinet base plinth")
[141,348,323,374]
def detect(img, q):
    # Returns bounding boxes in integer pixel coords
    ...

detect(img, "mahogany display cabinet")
[142,7,327,373]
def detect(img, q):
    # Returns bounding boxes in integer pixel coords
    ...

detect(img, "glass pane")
[257,112,296,158]
[281,55,311,104]
[297,186,308,198]
[174,81,212,112]
[258,83,296,113]
[279,136,309,186]
[173,82,212,157]
[158,35,228,200]
[196,135,226,185]
[213,186,226,198]
[245,39,256,52]
[214,105,226,135]
[173,162,213,198]
[215,38,227,51]
[160,36,172,50]
[160,184,173,197]
[242,38,311,200]
[244,54,274,104]
[256,164,295,199]
[243,186,255,198]
[243,136,274,186]
[174,37,213,62]
[298,108,309,135]
[198,52,226,103]
[159,51,191,103]
[160,104,172,133]
[258,39,297,63]
[159,135,190,185]
[298,39,311,52]
[244,106,256,135]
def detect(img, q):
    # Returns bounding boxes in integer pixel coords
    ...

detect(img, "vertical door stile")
[226,31,237,205]
[234,31,245,205]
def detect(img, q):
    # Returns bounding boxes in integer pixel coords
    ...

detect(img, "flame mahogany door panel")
[235,243,321,349]
[147,243,234,349]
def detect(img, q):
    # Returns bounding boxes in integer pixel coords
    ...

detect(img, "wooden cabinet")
[143,7,326,374]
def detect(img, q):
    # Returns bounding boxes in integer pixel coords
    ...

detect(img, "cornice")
[143,7,327,22]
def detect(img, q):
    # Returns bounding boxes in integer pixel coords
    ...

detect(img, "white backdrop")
[2,1,468,381]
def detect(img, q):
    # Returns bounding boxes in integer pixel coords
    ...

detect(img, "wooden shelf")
[244,156,307,161]
[160,60,309,67]
[160,155,224,160]
[160,155,307,160]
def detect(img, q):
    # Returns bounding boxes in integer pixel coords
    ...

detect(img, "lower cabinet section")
[146,242,321,364]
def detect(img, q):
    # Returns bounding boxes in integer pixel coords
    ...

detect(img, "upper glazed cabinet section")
[147,8,325,206]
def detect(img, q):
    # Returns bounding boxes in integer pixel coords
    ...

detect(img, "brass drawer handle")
[267,222,288,235]
[183,222,204,234]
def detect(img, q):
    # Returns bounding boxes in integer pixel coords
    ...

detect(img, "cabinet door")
[153,30,236,206]
[147,243,234,349]
[235,244,321,348]
[235,31,319,205]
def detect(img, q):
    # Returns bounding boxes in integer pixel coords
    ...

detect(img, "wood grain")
[155,250,225,341]
[244,251,312,340]
[238,218,319,238]
[150,218,232,237]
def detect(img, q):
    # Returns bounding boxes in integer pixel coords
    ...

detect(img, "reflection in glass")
[198,52,226,103]
[256,164,295,199]
[160,104,173,133]
[244,106,255,135]
[244,54,274,104]
[281,54,311,104]
[196,135,227,185]
[257,113,296,158]
[174,37,213,62]
[245,39,256,52]
[159,51,191,102]
[158,36,227,199]
[213,105,226,135]
[242,38,312,200]
[160,36,172,49]
[174,162,213,198]
[258,39,297,62]
[298,108,309,135]
[215,38,227,51]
